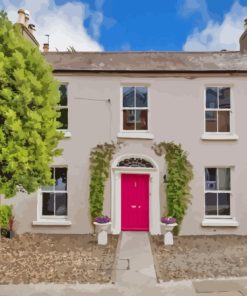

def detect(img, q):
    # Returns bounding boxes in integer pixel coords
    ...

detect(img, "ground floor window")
[41,167,68,217]
[205,167,231,217]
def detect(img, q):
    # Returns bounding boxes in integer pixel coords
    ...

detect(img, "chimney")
[18,9,25,26]
[28,24,36,35]
[43,43,49,52]
[240,18,247,53]
[24,10,29,27]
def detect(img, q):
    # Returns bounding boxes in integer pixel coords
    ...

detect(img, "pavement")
[1,232,247,295]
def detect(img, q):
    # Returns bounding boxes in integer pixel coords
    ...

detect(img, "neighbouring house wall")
[4,73,247,235]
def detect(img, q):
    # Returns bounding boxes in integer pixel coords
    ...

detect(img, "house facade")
[4,19,247,236]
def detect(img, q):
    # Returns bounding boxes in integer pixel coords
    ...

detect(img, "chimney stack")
[18,9,25,26]
[240,18,247,53]
[43,43,49,52]
[24,10,29,27]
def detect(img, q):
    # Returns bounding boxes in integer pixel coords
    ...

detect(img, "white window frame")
[118,84,154,139]
[38,166,68,221]
[57,83,71,138]
[204,86,232,134]
[204,167,232,219]
[202,85,238,141]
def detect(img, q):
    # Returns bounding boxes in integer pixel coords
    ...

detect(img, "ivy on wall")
[89,142,119,222]
[153,142,193,235]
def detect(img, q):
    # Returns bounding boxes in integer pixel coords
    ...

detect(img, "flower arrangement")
[161,216,176,224]
[94,216,111,224]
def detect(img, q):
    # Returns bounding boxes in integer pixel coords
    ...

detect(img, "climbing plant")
[89,142,119,222]
[153,142,193,235]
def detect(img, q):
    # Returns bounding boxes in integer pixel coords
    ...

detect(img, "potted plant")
[7,216,15,239]
[160,216,177,245]
[93,216,111,245]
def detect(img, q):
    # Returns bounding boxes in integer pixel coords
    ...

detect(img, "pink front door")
[121,174,149,231]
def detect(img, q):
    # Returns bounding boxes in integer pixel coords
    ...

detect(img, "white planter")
[160,222,177,245]
[93,222,112,245]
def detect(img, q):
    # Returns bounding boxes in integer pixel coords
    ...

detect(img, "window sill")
[57,130,71,138]
[201,134,239,141]
[117,132,154,139]
[201,219,239,227]
[32,220,72,226]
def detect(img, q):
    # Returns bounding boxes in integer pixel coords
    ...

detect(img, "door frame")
[111,154,160,234]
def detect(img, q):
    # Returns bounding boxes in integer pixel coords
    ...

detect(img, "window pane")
[123,110,135,130]
[55,193,67,215]
[205,111,217,132]
[218,193,230,215]
[205,168,217,190]
[136,110,148,130]
[206,87,218,109]
[57,108,68,130]
[136,87,147,107]
[55,168,67,191]
[42,193,54,215]
[218,168,230,190]
[219,88,230,109]
[218,111,230,132]
[123,87,134,107]
[41,168,54,191]
[205,193,217,215]
[59,85,67,106]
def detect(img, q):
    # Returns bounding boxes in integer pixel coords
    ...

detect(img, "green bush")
[89,142,119,222]
[0,204,12,228]
[153,142,193,235]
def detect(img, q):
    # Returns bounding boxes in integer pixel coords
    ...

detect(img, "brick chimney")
[240,18,247,53]
[43,43,49,52]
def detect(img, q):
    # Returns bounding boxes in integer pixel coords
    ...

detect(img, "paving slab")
[194,279,247,296]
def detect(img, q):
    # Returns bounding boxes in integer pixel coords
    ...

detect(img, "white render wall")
[5,73,247,235]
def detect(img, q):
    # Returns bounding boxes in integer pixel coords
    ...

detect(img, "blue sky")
[2,0,247,51]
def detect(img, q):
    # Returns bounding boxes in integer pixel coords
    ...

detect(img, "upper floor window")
[41,167,68,217]
[205,87,231,133]
[58,84,68,130]
[122,86,148,131]
[205,167,231,217]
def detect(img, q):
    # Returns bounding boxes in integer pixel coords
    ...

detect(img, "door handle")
[131,205,136,208]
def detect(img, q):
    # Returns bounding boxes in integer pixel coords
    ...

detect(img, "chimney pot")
[18,9,26,26]
[28,24,36,35]
[43,43,49,52]
[240,18,247,53]
[244,18,247,30]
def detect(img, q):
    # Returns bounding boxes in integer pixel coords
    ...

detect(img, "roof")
[43,51,247,73]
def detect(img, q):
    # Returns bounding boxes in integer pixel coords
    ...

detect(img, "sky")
[1,0,247,52]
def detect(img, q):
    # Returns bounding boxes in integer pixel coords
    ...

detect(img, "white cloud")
[179,0,209,22]
[183,1,247,51]
[0,0,104,51]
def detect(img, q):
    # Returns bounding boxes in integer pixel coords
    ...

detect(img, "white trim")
[59,130,72,138]
[36,166,69,223]
[204,86,235,136]
[32,220,71,226]
[120,85,151,134]
[201,219,239,227]
[204,167,233,219]
[111,154,160,235]
[117,132,154,139]
[201,134,238,140]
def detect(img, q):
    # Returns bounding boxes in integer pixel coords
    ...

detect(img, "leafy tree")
[0,11,63,198]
